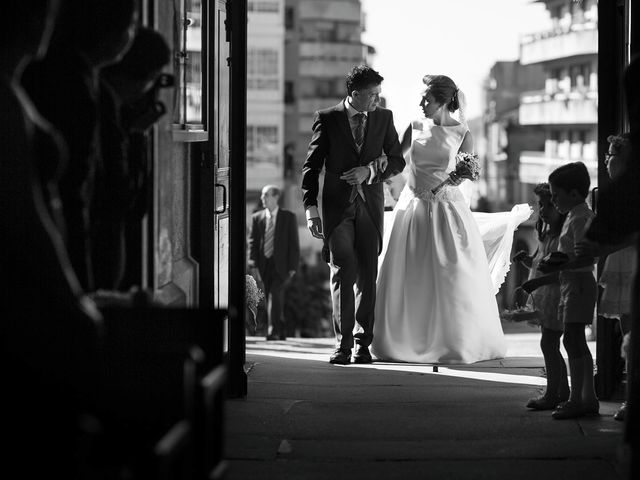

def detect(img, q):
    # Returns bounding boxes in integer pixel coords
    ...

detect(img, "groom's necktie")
[350,112,367,203]
[354,112,366,150]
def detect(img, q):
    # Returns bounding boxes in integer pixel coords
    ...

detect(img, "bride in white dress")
[372,75,531,364]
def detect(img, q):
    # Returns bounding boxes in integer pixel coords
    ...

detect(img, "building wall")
[482,61,546,211]
[283,0,365,261]
[246,0,286,216]
[517,0,598,187]
[481,0,599,308]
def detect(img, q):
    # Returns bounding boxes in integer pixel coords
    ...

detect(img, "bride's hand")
[450,172,464,186]
[374,154,388,173]
[340,166,370,185]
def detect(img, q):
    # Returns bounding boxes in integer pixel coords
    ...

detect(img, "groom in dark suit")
[301,65,405,364]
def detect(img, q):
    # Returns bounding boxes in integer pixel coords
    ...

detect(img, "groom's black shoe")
[329,349,351,365]
[353,346,373,364]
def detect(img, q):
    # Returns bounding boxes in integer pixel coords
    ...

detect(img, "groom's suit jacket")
[301,101,405,252]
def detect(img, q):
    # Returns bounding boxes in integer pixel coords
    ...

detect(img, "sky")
[360,0,551,129]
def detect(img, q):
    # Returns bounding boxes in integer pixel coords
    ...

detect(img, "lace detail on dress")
[403,184,465,203]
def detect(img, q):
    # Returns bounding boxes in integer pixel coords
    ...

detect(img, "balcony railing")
[299,58,363,77]
[520,22,597,65]
[519,89,597,125]
[299,1,360,22]
[299,42,364,58]
[519,151,597,185]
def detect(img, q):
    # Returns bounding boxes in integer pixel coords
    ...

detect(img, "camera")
[124,73,175,132]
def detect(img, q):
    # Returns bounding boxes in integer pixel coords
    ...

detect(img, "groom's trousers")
[327,196,378,353]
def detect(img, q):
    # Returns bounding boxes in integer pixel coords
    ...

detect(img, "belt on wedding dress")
[407,185,462,202]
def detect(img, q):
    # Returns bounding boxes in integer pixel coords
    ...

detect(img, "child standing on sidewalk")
[524,161,599,419]
[516,183,568,410]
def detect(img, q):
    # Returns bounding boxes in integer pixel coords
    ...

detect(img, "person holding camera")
[92,27,171,290]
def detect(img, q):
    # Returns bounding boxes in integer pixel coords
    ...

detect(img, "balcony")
[519,90,597,125]
[520,22,597,65]
[246,159,282,191]
[519,151,597,185]
[299,42,364,77]
[298,97,342,116]
[300,42,363,59]
[299,1,360,23]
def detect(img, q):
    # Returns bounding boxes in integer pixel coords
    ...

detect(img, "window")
[548,130,560,157]
[317,23,337,42]
[284,81,295,104]
[570,63,590,89]
[247,126,279,165]
[314,79,333,97]
[248,49,279,90]
[285,6,295,29]
[175,0,205,129]
[571,0,584,23]
[581,64,591,87]
[248,1,279,13]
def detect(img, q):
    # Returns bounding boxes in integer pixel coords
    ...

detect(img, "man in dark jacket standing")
[301,65,405,364]
[249,185,300,340]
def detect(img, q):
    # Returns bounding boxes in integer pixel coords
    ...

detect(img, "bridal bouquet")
[246,274,264,326]
[431,152,481,195]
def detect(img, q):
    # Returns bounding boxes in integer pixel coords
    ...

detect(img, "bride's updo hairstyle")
[422,75,460,113]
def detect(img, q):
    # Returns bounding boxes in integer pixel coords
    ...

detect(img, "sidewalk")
[225,327,627,480]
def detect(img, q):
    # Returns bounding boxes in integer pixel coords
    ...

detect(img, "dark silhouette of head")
[102,27,171,103]
[548,162,591,200]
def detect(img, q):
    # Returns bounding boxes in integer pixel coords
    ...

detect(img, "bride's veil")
[455,88,468,130]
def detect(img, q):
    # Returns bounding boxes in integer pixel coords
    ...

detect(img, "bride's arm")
[459,130,474,154]
[400,124,412,158]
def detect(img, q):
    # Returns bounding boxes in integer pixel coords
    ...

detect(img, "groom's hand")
[340,166,370,185]
[307,217,324,239]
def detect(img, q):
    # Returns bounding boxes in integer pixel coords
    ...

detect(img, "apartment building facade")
[518,0,598,189]
[283,0,367,259]
[483,61,546,211]
[246,0,286,207]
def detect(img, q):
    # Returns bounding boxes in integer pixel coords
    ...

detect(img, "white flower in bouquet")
[431,152,481,195]
[245,274,264,322]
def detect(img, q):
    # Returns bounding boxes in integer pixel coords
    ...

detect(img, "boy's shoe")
[614,402,627,421]
[526,395,563,410]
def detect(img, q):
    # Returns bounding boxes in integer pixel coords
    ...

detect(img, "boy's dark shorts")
[558,271,597,325]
